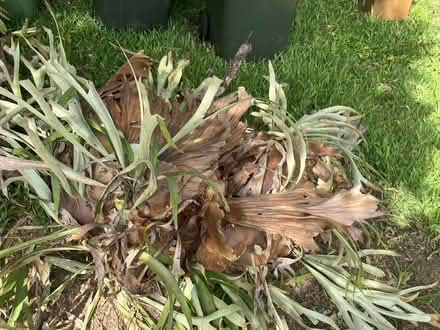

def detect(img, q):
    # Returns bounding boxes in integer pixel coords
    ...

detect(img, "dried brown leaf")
[179,215,200,251]
[237,151,267,197]
[261,146,283,194]
[220,131,268,185]
[86,245,107,289]
[223,227,291,269]
[196,201,237,272]
[100,53,152,144]
[225,184,382,251]
[99,53,152,96]
[306,188,383,225]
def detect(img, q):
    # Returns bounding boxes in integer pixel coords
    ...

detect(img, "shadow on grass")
[370,221,440,329]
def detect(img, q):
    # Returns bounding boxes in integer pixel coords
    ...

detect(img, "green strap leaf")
[139,252,193,329]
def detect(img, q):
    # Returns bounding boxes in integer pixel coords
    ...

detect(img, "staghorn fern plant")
[0,27,438,330]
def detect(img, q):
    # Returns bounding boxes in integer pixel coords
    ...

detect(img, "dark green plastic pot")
[203,0,296,60]
[1,0,39,20]
[94,0,173,30]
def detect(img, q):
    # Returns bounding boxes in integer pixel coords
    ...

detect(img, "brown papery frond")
[100,53,152,144]
[225,184,383,251]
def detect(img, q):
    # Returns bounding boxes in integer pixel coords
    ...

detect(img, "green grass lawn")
[2,0,440,324]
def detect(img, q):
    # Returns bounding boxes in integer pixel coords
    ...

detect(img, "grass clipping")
[0,28,438,330]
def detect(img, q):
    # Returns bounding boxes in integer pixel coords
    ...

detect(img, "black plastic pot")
[1,0,39,20]
[94,0,173,31]
[201,0,297,61]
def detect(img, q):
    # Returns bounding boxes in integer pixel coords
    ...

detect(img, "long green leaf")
[7,267,28,327]
[51,174,62,220]
[213,296,246,328]
[193,272,217,317]
[22,119,74,196]
[154,294,176,330]
[139,296,215,330]
[157,53,174,97]
[162,59,190,101]
[221,284,262,329]
[45,59,124,165]
[6,80,105,166]
[0,247,86,278]
[139,252,193,329]
[198,305,242,328]
[132,160,158,209]
[270,285,340,330]
[0,228,80,259]
[81,285,102,330]
[0,157,49,171]
[44,256,92,274]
